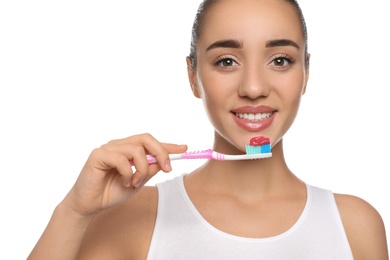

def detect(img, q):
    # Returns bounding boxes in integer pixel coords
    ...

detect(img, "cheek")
[196,70,238,130]
[275,73,306,124]
[196,68,237,107]
[276,69,306,101]
[198,83,226,121]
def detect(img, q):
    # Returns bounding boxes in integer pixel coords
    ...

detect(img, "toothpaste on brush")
[245,136,271,154]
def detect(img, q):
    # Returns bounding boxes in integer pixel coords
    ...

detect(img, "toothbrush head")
[245,136,271,154]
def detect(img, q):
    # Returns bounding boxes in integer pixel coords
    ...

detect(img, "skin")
[28,0,388,259]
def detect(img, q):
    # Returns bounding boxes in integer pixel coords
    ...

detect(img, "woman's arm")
[27,134,187,259]
[28,201,96,259]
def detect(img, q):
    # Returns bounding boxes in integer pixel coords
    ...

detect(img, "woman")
[28,0,388,259]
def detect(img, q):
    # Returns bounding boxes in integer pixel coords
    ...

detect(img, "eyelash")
[213,56,238,68]
[212,54,296,69]
[269,54,296,67]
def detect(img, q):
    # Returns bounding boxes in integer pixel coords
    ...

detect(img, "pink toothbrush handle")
[129,155,157,166]
[130,148,272,166]
[179,149,220,159]
[130,149,224,166]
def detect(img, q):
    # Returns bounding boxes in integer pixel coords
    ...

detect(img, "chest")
[192,194,307,238]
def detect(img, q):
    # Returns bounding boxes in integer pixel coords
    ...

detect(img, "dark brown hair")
[188,0,309,70]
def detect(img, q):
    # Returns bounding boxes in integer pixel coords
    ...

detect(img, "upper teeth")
[235,112,272,121]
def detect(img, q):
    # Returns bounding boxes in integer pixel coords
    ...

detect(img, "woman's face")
[188,0,309,153]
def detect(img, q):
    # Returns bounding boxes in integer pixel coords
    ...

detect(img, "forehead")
[199,0,304,47]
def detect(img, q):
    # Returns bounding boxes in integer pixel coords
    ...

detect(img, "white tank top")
[147,175,353,259]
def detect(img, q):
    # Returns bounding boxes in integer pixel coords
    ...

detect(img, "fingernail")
[165,160,172,172]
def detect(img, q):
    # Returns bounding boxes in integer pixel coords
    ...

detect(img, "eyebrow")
[265,39,300,49]
[206,39,243,51]
[205,38,300,52]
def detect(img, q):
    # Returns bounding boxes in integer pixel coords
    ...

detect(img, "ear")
[302,53,310,95]
[186,56,201,98]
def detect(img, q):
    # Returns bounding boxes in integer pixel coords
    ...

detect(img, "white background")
[1,0,389,258]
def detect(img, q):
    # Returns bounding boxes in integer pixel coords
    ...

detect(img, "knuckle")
[105,139,119,146]
[138,133,154,142]
[90,147,104,158]
[134,169,149,180]
[114,153,127,164]
[131,145,145,155]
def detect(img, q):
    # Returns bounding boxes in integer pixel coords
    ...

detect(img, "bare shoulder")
[77,185,158,259]
[334,193,388,259]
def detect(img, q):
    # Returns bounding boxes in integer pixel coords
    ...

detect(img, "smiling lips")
[231,106,276,132]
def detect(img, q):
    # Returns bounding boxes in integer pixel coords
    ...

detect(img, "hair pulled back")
[188,0,309,70]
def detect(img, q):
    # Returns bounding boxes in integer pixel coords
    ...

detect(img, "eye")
[213,57,238,68]
[269,55,296,68]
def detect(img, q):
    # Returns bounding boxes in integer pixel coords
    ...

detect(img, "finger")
[101,134,188,184]
[125,134,175,173]
[129,145,153,187]
[148,143,187,173]
[162,143,188,154]
[130,143,187,187]
[94,146,154,188]
[103,134,187,162]
[100,138,158,187]
[131,163,161,188]
[89,148,134,187]
[136,137,188,172]
[130,144,187,187]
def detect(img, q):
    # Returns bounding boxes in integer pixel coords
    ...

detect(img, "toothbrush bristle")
[245,145,262,154]
[246,136,271,154]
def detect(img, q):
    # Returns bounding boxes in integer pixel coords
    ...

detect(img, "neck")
[189,139,303,200]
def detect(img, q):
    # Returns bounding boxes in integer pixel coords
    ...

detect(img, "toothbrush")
[140,149,272,164]
[130,136,272,165]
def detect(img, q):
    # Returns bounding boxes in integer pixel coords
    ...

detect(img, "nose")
[237,65,270,99]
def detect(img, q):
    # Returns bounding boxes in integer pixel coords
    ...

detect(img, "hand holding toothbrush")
[62,133,187,217]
